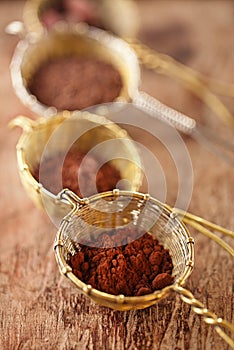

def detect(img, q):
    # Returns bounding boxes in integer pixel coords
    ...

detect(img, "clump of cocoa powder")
[69,226,174,296]
[28,56,123,111]
[32,148,122,197]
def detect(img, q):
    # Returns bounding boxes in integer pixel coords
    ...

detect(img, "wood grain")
[0,1,234,349]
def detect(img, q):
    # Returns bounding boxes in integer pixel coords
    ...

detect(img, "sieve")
[54,188,234,348]
[21,0,139,37]
[10,111,142,225]
[9,23,234,165]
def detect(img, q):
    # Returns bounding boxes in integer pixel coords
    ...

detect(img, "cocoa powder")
[69,226,174,296]
[32,148,122,197]
[28,56,123,111]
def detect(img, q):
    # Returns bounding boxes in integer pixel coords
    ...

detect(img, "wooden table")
[0,1,233,349]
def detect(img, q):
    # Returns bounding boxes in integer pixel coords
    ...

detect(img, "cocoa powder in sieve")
[69,226,174,296]
[32,148,122,197]
[28,56,123,111]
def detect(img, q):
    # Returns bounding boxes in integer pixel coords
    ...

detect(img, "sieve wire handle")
[132,39,234,98]
[127,39,234,126]
[58,188,88,208]
[173,209,234,258]
[173,285,234,349]
[9,116,36,133]
[134,91,234,166]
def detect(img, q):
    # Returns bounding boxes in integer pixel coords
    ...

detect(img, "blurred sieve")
[54,188,234,348]
[10,110,142,226]
[10,23,139,117]
[9,23,234,165]
[21,0,139,38]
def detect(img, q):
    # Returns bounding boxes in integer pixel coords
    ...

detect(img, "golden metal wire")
[172,209,234,258]
[174,285,234,349]
[172,208,234,347]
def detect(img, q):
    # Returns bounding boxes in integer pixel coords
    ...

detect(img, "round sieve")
[10,111,142,225]
[54,188,234,348]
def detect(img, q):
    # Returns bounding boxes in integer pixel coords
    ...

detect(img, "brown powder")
[28,56,123,111]
[69,227,174,296]
[32,149,122,197]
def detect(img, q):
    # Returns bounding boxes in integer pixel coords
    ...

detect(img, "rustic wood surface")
[0,1,234,349]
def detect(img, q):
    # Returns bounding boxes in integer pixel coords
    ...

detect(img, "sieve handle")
[173,209,234,258]
[173,285,234,349]
[9,116,36,132]
[134,91,196,135]
[134,91,234,166]
[58,189,88,208]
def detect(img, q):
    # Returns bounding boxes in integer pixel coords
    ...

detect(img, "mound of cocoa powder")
[69,226,174,296]
[28,56,123,111]
[32,148,122,197]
